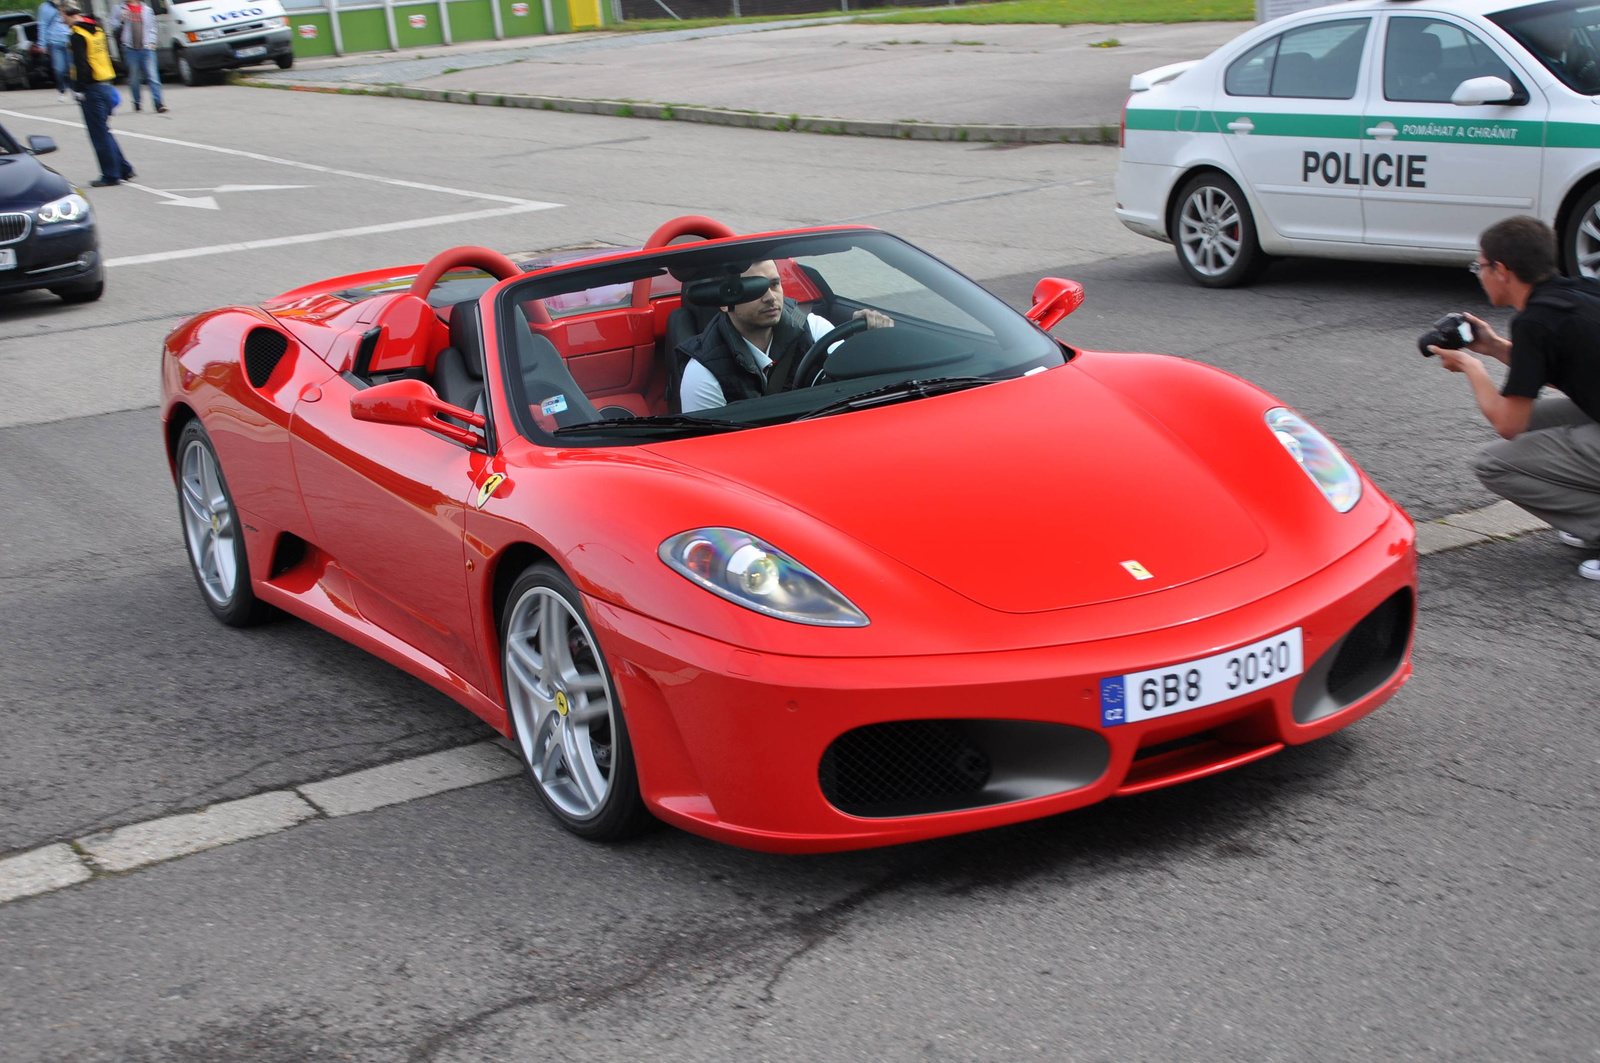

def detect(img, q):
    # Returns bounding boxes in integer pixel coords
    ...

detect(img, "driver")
[678,260,892,413]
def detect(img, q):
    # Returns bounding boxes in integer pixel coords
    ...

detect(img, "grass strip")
[614,0,1249,32]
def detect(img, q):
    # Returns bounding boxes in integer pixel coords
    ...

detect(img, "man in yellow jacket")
[64,3,133,187]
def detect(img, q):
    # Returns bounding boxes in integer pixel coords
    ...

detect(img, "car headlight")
[660,528,869,627]
[36,193,89,225]
[1265,407,1361,513]
[188,28,223,41]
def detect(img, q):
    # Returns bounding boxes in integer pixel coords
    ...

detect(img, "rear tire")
[1562,183,1600,281]
[500,563,653,842]
[1171,172,1267,288]
[175,420,275,627]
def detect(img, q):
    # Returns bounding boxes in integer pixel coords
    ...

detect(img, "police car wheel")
[1562,184,1600,281]
[1171,173,1265,289]
[500,564,653,842]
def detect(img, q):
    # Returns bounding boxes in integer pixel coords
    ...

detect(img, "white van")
[88,0,295,85]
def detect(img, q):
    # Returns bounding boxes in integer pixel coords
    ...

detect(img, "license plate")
[235,45,267,58]
[1100,628,1304,727]
[0,248,16,271]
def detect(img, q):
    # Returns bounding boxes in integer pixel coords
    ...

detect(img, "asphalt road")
[0,83,1595,1062]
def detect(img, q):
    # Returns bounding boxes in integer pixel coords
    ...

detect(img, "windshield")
[1490,0,1600,95]
[496,230,1067,447]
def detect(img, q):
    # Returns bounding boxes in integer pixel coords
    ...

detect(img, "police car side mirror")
[1025,277,1085,332]
[26,134,55,155]
[1451,76,1520,107]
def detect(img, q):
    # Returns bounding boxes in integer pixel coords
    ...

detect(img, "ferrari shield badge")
[555,691,570,717]
[1120,560,1153,581]
[475,473,505,510]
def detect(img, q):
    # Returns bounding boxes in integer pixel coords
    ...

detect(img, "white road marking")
[103,202,556,268]
[78,791,319,873]
[0,844,92,904]
[0,500,1557,907]
[299,742,520,817]
[124,181,219,210]
[0,108,556,206]
[166,184,312,193]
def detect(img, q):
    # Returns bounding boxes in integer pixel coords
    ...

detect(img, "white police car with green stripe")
[1115,0,1600,287]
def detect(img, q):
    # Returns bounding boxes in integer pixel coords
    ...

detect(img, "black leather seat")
[661,301,719,415]
[433,301,487,416]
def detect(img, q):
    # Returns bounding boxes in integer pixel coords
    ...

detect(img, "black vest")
[677,301,812,405]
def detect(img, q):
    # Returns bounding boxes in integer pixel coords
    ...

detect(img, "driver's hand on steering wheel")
[852,308,894,330]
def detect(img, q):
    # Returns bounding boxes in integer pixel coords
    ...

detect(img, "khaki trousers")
[1474,397,1600,542]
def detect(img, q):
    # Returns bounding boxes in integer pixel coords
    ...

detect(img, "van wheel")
[1171,173,1267,288]
[176,47,201,87]
[1563,184,1600,281]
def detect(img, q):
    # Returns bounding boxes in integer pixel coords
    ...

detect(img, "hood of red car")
[660,367,1267,613]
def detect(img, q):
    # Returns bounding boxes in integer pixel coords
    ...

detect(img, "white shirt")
[680,314,835,414]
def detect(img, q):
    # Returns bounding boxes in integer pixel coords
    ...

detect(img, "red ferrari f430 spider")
[160,216,1416,852]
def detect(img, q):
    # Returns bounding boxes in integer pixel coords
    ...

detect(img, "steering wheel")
[789,317,870,389]
[408,245,520,300]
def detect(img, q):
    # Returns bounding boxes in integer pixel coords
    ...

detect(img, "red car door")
[288,374,485,692]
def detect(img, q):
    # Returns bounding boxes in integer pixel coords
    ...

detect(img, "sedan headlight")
[1265,407,1361,513]
[660,528,869,627]
[36,193,89,225]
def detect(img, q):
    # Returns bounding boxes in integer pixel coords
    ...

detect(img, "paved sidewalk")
[249,18,1245,141]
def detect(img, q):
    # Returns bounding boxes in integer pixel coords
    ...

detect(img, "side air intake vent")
[1292,589,1414,723]
[242,327,290,388]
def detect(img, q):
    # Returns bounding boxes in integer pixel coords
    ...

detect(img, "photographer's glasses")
[1468,259,1489,276]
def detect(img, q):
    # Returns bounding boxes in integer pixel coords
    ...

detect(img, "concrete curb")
[236,77,1119,145]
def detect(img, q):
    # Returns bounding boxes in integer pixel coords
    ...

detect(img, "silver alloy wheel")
[178,438,238,606]
[1575,199,1600,280]
[504,587,616,820]
[1178,185,1243,278]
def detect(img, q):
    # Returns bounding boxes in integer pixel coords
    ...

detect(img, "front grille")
[242,327,290,388]
[0,212,32,245]
[1326,591,1412,704]
[819,720,991,815]
[222,22,271,35]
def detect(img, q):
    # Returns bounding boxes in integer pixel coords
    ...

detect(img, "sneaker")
[156,104,168,114]
[133,102,141,112]
[89,177,119,187]
[1581,559,1600,581]
[1558,531,1600,548]
[57,91,68,103]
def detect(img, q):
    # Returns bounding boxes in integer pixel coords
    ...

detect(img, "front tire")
[275,54,293,70]
[175,420,274,627]
[51,279,103,303]
[1562,183,1600,281]
[500,564,652,841]
[1171,172,1267,288]
[175,46,202,87]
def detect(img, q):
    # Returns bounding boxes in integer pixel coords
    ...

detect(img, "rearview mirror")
[1025,277,1085,332]
[684,273,772,308]
[1451,76,1519,106]
[350,378,485,448]
[26,134,55,155]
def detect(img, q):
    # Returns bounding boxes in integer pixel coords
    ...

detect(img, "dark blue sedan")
[0,122,101,304]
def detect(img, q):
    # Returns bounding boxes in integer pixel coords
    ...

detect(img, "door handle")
[1366,122,1397,139]
[1226,117,1254,134]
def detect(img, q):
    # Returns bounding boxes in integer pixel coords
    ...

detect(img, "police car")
[1115,0,1600,287]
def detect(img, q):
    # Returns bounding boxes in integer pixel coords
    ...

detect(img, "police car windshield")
[1490,0,1600,95]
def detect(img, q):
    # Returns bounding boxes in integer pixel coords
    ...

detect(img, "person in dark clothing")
[65,3,133,188]
[677,259,892,413]
[1431,215,1600,580]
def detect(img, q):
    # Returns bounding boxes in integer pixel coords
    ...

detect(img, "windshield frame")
[1489,0,1600,95]
[493,228,1069,448]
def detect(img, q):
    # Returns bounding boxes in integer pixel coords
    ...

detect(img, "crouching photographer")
[1427,216,1600,581]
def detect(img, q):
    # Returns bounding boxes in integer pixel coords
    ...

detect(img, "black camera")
[1418,313,1474,357]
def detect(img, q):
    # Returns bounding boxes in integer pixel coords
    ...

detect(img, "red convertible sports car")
[160,216,1416,853]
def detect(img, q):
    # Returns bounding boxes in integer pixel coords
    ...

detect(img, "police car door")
[1217,15,1374,244]
[1361,11,1548,251]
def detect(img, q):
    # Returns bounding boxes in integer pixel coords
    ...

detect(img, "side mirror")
[350,378,485,448]
[27,134,54,155]
[1025,277,1085,332]
[1451,76,1519,106]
